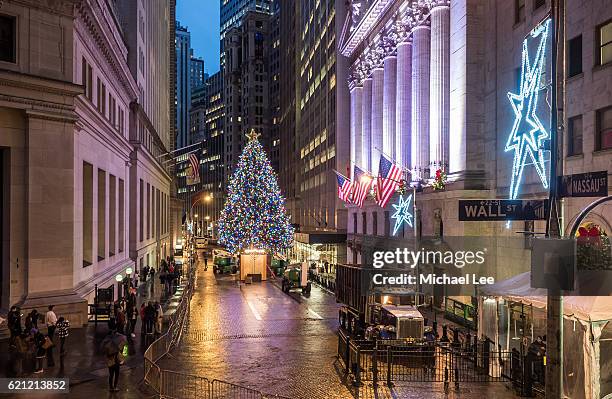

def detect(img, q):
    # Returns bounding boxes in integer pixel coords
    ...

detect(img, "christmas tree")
[218,130,294,254]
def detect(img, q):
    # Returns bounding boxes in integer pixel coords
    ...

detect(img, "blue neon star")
[505,19,551,200]
[391,194,413,235]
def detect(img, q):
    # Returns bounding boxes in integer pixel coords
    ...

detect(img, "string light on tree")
[391,194,413,236]
[218,129,294,254]
[505,18,551,200]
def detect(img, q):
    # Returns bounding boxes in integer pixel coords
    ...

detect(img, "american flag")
[189,153,200,179]
[376,154,402,208]
[352,165,373,207]
[335,172,353,202]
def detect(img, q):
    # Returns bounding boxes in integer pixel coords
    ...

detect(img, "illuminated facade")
[338,0,612,311]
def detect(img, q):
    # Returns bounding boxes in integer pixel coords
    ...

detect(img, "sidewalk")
[0,273,187,396]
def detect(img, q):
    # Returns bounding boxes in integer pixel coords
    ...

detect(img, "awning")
[479,272,612,322]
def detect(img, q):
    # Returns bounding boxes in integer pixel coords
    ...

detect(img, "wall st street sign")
[559,171,608,198]
[458,200,548,221]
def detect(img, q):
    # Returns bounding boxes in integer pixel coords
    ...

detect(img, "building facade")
[0,0,173,324]
[338,0,612,320]
[175,21,191,149]
[220,0,272,47]
[190,53,206,89]
[223,11,275,176]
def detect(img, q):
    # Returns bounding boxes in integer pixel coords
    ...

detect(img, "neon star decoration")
[505,18,551,200]
[391,194,413,235]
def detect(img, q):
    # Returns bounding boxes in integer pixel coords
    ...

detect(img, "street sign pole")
[546,0,564,397]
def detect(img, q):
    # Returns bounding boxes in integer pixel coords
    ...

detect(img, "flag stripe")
[376,155,402,208]
[189,153,200,178]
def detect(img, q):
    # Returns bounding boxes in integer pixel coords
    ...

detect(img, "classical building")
[0,0,173,325]
[338,0,612,323]
[190,54,206,89]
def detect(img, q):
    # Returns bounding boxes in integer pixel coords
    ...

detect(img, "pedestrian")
[133,270,139,288]
[101,330,126,392]
[139,303,146,335]
[149,268,156,294]
[127,303,137,338]
[204,257,208,270]
[33,330,46,373]
[56,317,70,355]
[115,305,126,335]
[155,301,163,334]
[12,332,29,377]
[144,302,156,335]
[8,306,22,339]
[45,305,57,340]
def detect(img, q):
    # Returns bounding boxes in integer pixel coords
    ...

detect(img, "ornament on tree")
[432,168,447,191]
[218,129,294,254]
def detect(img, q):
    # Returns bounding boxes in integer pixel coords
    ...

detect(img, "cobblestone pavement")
[160,255,521,399]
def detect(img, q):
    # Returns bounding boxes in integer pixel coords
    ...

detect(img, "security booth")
[240,249,270,282]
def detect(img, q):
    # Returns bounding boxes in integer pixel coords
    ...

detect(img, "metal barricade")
[210,379,263,399]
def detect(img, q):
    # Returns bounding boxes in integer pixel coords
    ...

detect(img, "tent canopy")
[479,272,612,322]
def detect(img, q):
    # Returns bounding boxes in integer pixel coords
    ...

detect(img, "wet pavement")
[159,256,522,399]
[0,275,184,398]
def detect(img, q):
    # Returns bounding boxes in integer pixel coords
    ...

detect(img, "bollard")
[386,346,393,387]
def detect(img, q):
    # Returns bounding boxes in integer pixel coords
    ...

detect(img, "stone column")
[429,1,450,178]
[396,39,412,170]
[411,23,431,181]
[382,55,397,161]
[350,83,363,175]
[361,78,373,172]
[371,67,384,174]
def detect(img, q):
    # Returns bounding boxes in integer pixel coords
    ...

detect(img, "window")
[147,183,151,240]
[139,179,144,242]
[372,212,378,236]
[0,15,16,63]
[83,162,93,267]
[515,0,525,24]
[362,212,367,235]
[97,169,106,261]
[97,78,106,116]
[119,178,124,253]
[109,175,116,256]
[567,115,583,156]
[568,35,582,77]
[533,0,545,10]
[81,57,93,100]
[597,20,612,65]
[596,106,612,150]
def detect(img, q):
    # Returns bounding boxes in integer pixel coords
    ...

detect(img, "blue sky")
[176,0,221,74]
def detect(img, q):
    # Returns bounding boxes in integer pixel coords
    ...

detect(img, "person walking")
[115,305,126,335]
[139,303,146,336]
[133,270,139,288]
[101,330,126,392]
[149,268,156,295]
[33,331,46,373]
[144,302,155,335]
[155,301,163,334]
[7,306,22,339]
[45,305,57,340]
[56,317,70,355]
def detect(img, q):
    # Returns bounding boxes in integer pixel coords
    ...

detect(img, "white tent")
[477,272,612,399]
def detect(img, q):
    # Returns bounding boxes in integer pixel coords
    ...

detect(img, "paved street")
[160,255,522,399]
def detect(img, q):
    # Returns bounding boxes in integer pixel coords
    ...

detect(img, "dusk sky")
[176,0,221,74]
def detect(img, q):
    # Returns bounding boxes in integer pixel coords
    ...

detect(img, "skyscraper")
[220,0,272,45]
[190,53,206,89]
[176,21,191,149]
[223,11,274,177]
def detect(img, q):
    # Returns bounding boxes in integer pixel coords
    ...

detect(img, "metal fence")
[337,330,518,393]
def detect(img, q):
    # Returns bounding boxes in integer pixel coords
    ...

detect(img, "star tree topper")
[505,19,551,200]
[391,194,413,236]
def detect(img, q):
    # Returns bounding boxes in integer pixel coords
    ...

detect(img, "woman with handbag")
[33,331,47,373]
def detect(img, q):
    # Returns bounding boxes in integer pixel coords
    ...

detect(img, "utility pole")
[546,0,565,397]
